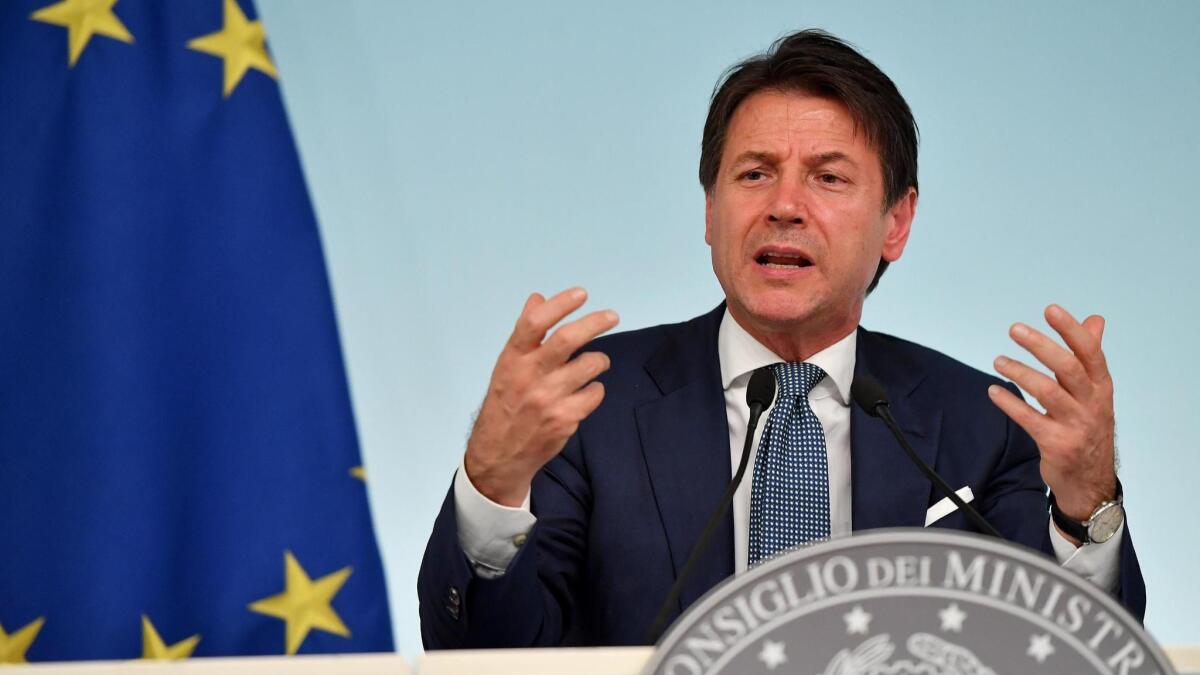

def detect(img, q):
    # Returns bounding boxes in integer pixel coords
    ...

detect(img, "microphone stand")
[644,367,775,644]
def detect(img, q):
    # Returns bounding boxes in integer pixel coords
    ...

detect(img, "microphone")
[645,366,777,644]
[850,376,1001,538]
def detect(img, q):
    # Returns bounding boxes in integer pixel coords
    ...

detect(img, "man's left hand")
[988,304,1118,531]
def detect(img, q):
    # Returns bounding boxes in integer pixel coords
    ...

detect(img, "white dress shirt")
[454,310,1122,588]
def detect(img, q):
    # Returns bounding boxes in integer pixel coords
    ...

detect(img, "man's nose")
[766,179,806,226]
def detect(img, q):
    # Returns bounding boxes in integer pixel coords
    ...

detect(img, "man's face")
[705,89,915,346]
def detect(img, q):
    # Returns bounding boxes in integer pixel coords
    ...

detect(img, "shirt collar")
[717,308,856,406]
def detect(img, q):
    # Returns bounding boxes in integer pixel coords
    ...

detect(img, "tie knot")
[772,361,826,398]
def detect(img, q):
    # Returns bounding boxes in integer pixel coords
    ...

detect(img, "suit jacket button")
[445,586,461,620]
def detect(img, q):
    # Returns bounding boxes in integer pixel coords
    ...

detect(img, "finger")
[560,380,606,421]
[509,287,587,351]
[987,384,1052,441]
[1044,305,1109,381]
[522,291,545,314]
[544,351,611,395]
[1082,314,1105,345]
[993,355,1079,420]
[538,309,620,366]
[1009,322,1092,398]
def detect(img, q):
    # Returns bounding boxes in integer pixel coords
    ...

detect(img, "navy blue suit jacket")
[418,305,1145,648]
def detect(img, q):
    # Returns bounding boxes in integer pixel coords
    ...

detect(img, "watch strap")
[1049,492,1089,542]
[1048,479,1123,544]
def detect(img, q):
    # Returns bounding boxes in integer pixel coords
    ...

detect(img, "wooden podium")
[424,647,1198,674]
[7,645,1198,673]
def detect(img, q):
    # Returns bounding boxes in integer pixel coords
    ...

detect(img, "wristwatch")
[1049,480,1125,544]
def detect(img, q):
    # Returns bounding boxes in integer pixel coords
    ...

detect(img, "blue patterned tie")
[747,362,830,567]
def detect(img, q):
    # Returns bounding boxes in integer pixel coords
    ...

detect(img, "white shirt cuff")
[453,459,537,579]
[1049,518,1124,593]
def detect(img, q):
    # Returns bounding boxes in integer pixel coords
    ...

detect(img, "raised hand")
[464,288,620,506]
[987,304,1117,526]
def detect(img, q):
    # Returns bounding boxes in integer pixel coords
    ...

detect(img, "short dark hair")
[699,29,919,293]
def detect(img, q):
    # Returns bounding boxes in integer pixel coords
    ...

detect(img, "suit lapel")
[636,305,733,610]
[851,328,943,531]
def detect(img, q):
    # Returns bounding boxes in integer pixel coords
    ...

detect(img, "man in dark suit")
[418,30,1144,648]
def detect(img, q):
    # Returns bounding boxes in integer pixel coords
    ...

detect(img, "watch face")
[1088,503,1124,543]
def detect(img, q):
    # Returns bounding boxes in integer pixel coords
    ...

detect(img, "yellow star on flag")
[140,615,200,661]
[249,551,352,655]
[187,0,278,97]
[349,466,366,481]
[30,0,134,67]
[0,617,45,665]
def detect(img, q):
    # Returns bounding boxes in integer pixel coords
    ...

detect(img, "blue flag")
[0,0,393,662]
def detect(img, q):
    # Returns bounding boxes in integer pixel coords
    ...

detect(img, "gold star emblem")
[187,0,277,97]
[0,617,45,664]
[140,615,200,661]
[349,466,366,481]
[249,551,352,655]
[30,0,134,67]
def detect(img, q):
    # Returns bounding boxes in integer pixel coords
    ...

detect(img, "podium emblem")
[644,530,1173,674]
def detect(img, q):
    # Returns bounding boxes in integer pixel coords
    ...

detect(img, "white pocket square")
[924,486,975,526]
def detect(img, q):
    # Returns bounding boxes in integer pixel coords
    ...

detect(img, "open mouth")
[755,251,813,269]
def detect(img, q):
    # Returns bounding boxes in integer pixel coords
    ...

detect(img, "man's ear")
[704,191,714,246]
[881,187,917,262]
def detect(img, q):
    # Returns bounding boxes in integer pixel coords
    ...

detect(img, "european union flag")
[0,0,393,662]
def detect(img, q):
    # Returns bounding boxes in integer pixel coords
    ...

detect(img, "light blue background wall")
[255,1,1199,655]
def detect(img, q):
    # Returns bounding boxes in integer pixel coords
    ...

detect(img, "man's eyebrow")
[729,150,777,165]
[809,151,856,166]
[730,150,858,167]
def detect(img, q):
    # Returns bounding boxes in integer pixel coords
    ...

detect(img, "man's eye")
[742,170,766,181]
[818,173,845,185]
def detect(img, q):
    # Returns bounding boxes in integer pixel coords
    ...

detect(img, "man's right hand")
[463,288,620,507]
